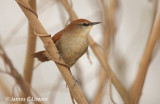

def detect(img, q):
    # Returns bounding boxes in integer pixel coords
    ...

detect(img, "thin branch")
[23,0,37,84]
[15,0,88,104]
[129,14,160,104]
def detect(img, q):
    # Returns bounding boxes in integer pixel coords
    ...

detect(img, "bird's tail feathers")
[32,50,52,62]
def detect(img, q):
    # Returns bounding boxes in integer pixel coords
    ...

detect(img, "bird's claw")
[73,76,79,85]
[66,76,79,88]
[57,51,62,60]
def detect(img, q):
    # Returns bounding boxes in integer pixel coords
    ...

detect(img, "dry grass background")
[0,0,160,104]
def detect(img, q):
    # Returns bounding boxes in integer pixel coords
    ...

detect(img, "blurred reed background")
[0,0,160,104]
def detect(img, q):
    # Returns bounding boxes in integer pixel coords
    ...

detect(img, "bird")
[33,19,101,67]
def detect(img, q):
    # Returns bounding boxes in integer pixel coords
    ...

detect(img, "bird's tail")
[32,50,52,62]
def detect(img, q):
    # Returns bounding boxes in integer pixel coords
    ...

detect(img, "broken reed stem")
[59,0,129,103]
[15,0,88,104]
[129,15,160,104]
[23,0,37,84]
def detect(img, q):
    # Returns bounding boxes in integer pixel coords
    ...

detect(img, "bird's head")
[65,19,101,36]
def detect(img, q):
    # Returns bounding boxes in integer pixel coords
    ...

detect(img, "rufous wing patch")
[52,30,63,43]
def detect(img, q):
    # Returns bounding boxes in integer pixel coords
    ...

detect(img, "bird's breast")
[56,34,88,66]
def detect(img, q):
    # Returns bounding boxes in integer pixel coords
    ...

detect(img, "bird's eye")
[82,23,89,26]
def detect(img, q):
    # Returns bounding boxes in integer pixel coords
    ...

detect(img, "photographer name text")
[5,96,48,102]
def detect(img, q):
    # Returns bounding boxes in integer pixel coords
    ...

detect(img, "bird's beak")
[89,22,101,26]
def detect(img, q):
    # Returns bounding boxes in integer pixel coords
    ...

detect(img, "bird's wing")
[52,30,63,43]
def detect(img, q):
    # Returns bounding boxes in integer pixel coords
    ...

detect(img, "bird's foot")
[57,51,62,60]
[73,76,79,86]
[66,76,79,88]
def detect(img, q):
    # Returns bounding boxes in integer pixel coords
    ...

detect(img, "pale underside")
[56,33,89,67]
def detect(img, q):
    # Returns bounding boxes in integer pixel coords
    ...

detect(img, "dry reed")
[129,11,160,104]
[23,0,37,84]
[16,0,88,103]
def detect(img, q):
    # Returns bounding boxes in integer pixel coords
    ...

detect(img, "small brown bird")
[33,19,100,67]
